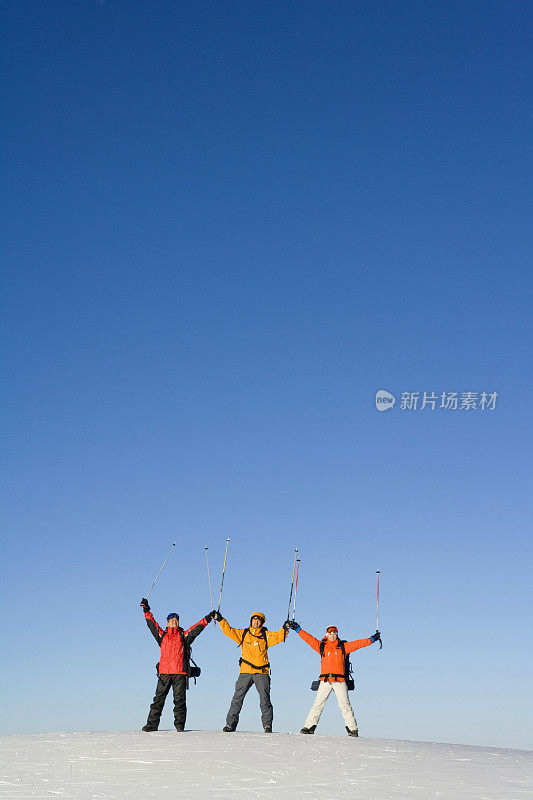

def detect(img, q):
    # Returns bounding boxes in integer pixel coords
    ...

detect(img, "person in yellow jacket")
[213,610,290,732]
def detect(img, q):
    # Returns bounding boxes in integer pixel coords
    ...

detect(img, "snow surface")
[0,730,531,800]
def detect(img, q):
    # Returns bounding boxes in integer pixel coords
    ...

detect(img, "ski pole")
[145,542,176,598]
[376,570,380,629]
[217,538,230,612]
[205,547,214,613]
[286,549,298,621]
[376,570,382,649]
[291,557,300,620]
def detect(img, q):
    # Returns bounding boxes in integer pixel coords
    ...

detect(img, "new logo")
[375,390,396,411]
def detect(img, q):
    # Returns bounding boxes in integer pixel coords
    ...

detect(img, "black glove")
[213,610,223,621]
[282,620,291,631]
[204,611,215,622]
[289,620,301,631]
[371,630,382,646]
[140,598,150,612]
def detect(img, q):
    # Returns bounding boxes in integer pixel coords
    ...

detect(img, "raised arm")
[184,611,214,644]
[218,616,245,644]
[288,621,321,654]
[265,625,290,647]
[345,630,381,654]
[140,598,165,645]
[298,629,322,653]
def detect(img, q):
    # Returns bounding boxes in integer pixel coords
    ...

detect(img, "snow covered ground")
[0,730,531,800]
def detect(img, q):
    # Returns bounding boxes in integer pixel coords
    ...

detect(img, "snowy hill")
[1,730,531,799]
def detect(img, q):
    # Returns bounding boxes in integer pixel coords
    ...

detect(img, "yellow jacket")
[219,614,287,674]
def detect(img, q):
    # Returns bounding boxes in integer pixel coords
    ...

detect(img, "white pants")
[303,680,358,731]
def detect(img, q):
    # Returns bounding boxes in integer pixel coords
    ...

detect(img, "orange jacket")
[219,614,286,675]
[298,628,372,682]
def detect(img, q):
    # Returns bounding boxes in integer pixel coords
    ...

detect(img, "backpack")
[311,639,355,691]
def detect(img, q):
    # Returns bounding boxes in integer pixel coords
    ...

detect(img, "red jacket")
[144,612,208,674]
[298,628,372,682]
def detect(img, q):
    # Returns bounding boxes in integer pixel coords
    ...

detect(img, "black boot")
[223,724,237,732]
[142,725,158,732]
[175,724,185,732]
[346,726,359,737]
[263,725,272,733]
[300,725,316,734]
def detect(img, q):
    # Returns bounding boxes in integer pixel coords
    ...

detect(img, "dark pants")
[146,674,187,729]
[226,673,273,729]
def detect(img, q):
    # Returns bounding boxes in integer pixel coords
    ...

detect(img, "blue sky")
[1,1,532,749]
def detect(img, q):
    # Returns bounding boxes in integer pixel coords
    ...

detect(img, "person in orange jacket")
[288,620,381,736]
[213,610,290,732]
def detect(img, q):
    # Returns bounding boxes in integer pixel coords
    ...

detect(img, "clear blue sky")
[1,1,532,749]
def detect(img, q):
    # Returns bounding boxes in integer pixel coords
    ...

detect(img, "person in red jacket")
[288,620,381,736]
[140,598,214,732]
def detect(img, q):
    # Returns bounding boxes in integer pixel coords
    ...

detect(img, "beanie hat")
[167,612,179,621]
[326,625,338,633]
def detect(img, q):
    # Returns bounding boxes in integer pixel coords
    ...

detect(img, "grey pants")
[226,673,273,728]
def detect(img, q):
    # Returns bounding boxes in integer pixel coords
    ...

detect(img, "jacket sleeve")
[145,611,165,645]
[218,617,244,644]
[297,628,322,654]
[184,617,209,644]
[265,628,288,647]
[345,637,373,654]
